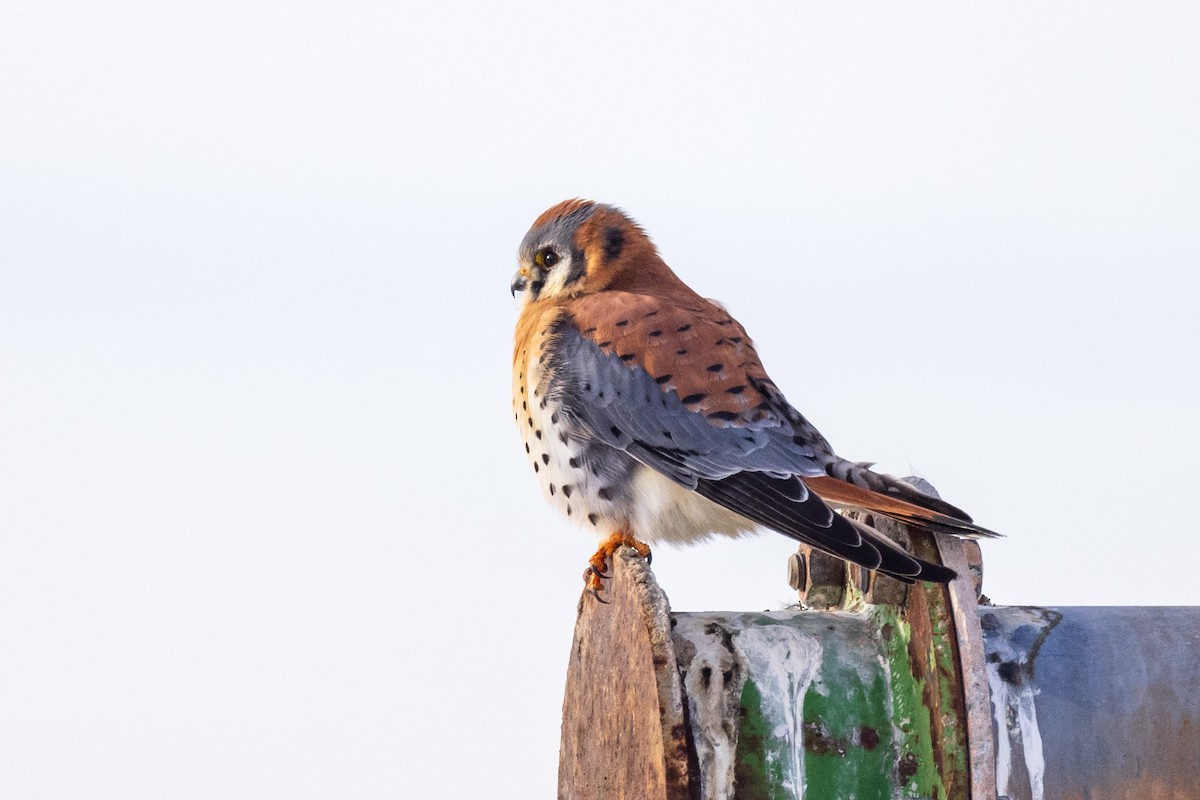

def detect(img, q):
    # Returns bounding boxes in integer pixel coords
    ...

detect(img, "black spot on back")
[681,393,707,405]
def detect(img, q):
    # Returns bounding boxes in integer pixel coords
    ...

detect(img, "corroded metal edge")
[936,536,998,800]
[616,546,694,799]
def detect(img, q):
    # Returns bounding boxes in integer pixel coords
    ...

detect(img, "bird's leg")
[584,531,653,600]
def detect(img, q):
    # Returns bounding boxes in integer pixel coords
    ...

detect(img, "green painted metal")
[673,599,973,799]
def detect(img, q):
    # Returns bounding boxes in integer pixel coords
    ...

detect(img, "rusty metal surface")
[935,536,997,800]
[981,606,1200,800]
[558,536,1200,800]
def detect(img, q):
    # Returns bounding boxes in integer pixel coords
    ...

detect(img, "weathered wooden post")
[559,518,1200,799]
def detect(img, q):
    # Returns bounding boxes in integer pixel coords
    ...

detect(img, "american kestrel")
[511,200,995,595]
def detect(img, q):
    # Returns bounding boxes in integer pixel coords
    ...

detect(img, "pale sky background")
[2,2,1198,798]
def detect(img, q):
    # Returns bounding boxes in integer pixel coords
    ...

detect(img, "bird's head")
[510,199,670,305]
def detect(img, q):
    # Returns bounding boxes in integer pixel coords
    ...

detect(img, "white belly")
[625,466,759,545]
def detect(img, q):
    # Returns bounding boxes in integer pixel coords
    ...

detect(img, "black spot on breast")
[550,411,559,424]
[602,226,626,261]
[562,485,573,497]
[566,505,572,515]
[535,430,542,439]
[524,443,530,453]
[522,400,527,410]
[549,483,556,495]
[597,487,612,501]
[681,393,707,405]
[569,457,580,468]
[533,462,539,473]
[541,453,550,465]
[588,513,599,526]
[527,417,533,428]
[706,363,724,373]
[558,431,569,444]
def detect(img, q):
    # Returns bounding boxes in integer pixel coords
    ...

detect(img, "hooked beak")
[510,268,528,297]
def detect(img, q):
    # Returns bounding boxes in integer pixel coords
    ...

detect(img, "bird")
[510,199,997,596]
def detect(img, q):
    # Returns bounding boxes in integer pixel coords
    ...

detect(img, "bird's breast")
[514,343,637,537]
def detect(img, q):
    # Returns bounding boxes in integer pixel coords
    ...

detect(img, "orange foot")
[584,531,653,602]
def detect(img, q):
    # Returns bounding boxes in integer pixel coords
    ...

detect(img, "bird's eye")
[536,249,559,269]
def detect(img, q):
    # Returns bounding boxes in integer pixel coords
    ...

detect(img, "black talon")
[645,550,652,566]
[589,586,610,604]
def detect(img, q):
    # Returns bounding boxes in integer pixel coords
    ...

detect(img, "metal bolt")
[787,551,807,593]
